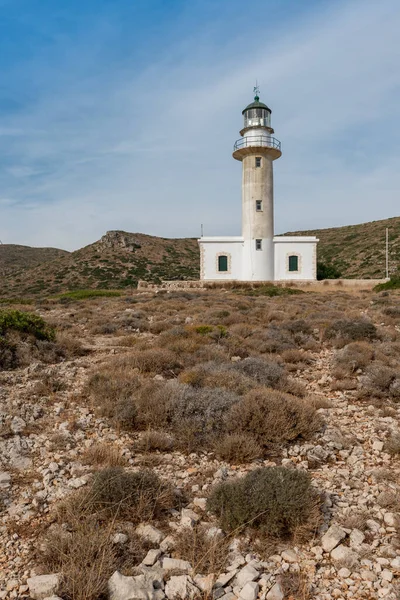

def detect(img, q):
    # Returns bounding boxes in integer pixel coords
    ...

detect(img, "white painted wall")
[199,237,244,280]
[274,236,318,281]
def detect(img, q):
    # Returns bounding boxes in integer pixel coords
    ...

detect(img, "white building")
[198,92,318,282]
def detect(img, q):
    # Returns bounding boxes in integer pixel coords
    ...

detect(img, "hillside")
[287,216,400,279]
[0,231,199,297]
[0,244,69,275]
[0,217,399,297]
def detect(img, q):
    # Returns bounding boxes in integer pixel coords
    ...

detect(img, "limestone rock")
[330,545,358,566]
[136,524,165,545]
[235,565,259,588]
[266,582,284,600]
[239,581,259,600]
[27,574,60,600]
[321,525,346,553]
[108,571,155,600]
[142,549,162,567]
[161,557,192,573]
[165,575,198,599]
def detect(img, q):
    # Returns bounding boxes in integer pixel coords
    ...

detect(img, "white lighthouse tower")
[232,88,281,280]
[198,89,318,282]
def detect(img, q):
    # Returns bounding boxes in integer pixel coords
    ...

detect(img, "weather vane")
[253,81,260,99]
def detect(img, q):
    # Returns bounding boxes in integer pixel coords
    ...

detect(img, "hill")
[286,216,400,279]
[0,217,399,297]
[0,231,199,297]
[0,244,69,276]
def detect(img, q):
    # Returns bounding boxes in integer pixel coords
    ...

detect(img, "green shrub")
[207,466,320,538]
[63,467,177,523]
[0,309,55,341]
[227,388,321,446]
[374,276,400,292]
[317,261,342,280]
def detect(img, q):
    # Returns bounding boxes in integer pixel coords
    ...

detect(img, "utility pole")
[201,224,204,238]
[386,227,389,279]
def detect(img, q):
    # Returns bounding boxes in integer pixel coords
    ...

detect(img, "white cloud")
[0,0,399,249]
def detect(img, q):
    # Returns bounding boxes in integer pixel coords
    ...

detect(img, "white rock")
[390,557,400,569]
[215,571,237,587]
[193,497,207,510]
[239,581,259,600]
[281,549,297,563]
[0,472,11,488]
[330,545,358,566]
[235,565,259,588]
[136,524,165,545]
[112,533,129,545]
[160,535,175,552]
[27,574,61,600]
[321,525,346,553]
[372,440,384,451]
[165,575,198,599]
[381,569,393,582]
[181,508,200,527]
[193,574,214,593]
[162,557,192,573]
[360,569,377,582]
[10,416,26,434]
[108,571,154,600]
[266,582,284,600]
[338,568,351,578]
[350,529,365,548]
[142,549,162,567]
[383,513,397,527]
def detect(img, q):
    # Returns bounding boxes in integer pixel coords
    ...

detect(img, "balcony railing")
[233,136,281,152]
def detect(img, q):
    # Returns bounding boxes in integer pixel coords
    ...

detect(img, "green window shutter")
[218,255,228,272]
[288,255,298,272]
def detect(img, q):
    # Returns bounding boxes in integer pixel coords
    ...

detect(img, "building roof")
[242,95,271,114]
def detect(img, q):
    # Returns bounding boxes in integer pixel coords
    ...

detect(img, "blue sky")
[0,0,399,250]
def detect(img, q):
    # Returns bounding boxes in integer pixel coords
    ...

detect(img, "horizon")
[0,0,399,251]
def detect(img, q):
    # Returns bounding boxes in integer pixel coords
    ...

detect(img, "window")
[256,200,262,211]
[255,157,261,168]
[288,255,299,272]
[218,255,228,272]
[255,239,262,251]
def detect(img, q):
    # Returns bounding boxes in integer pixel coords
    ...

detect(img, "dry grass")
[137,430,175,452]
[81,443,127,467]
[173,526,230,575]
[214,433,262,463]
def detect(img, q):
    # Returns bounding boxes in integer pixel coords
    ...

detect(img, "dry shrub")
[173,526,230,575]
[385,433,400,455]
[324,318,377,345]
[133,380,169,429]
[280,349,312,365]
[359,365,400,399]
[232,357,285,387]
[179,362,254,395]
[334,342,374,374]
[40,521,149,600]
[207,467,321,540]
[331,378,358,391]
[280,572,311,600]
[165,381,241,450]
[56,332,88,357]
[214,433,262,463]
[138,430,175,452]
[129,348,181,375]
[81,443,127,467]
[338,509,369,531]
[59,467,178,524]
[227,388,322,447]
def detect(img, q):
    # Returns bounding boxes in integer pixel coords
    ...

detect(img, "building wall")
[199,238,243,280]
[274,237,318,281]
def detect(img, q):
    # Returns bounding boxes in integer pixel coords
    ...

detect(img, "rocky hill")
[0,217,399,297]
[0,231,199,297]
[0,244,69,276]
[287,216,400,279]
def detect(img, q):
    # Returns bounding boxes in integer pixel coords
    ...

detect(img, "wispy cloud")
[0,0,399,249]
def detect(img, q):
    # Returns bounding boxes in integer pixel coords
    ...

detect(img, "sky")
[0,0,399,250]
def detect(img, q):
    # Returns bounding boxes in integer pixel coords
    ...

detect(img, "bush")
[374,276,400,292]
[317,261,342,280]
[81,444,127,467]
[215,433,262,463]
[179,362,254,395]
[56,289,122,301]
[385,433,400,455]
[227,388,322,447]
[86,369,140,427]
[173,525,229,575]
[62,467,177,523]
[207,467,320,539]
[359,365,400,399]
[138,430,175,452]
[232,357,285,388]
[334,342,374,374]
[324,319,377,343]
[130,348,181,375]
[0,309,55,341]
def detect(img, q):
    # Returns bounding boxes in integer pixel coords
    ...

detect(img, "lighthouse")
[232,89,281,280]
[198,89,318,282]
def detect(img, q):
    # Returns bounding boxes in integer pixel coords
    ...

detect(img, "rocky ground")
[0,290,399,600]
